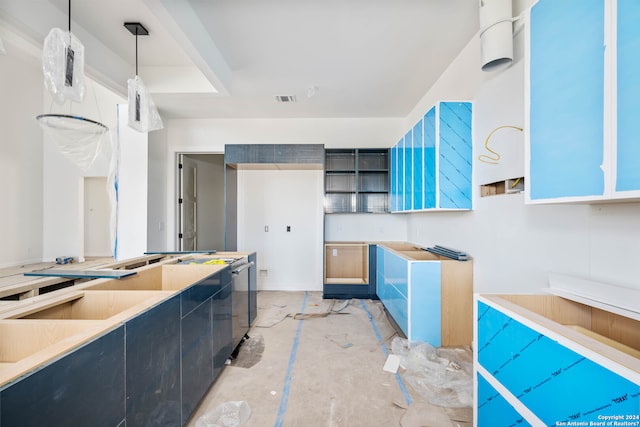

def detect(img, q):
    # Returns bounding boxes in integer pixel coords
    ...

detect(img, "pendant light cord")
[135,28,138,76]
[68,0,71,32]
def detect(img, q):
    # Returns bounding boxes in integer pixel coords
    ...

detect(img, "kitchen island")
[0,252,256,427]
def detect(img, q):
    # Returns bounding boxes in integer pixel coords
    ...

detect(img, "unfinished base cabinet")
[323,243,377,299]
[475,295,640,426]
[376,243,472,346]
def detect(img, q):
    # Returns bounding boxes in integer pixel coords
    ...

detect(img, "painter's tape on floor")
[273,292,308,427]
[359,299,413,407]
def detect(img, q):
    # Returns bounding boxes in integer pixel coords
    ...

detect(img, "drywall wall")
[0,30,43,268]
[404,7,640,294]
[114,104,148,261]
[238,169,324,291]
[41,77,123,262]
[147,126,169,252]
[162,118,405,250]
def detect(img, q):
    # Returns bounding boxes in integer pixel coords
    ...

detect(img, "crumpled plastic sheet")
[391,337,472,408]
[195,401,251,427]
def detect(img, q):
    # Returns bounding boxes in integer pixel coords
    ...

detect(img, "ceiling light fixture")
[124,21,163,132]
[479,0,515,72]
[37,0,109,171]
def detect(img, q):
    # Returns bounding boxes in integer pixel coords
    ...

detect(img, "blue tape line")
[274,291,308,427]
[359,299,413,406]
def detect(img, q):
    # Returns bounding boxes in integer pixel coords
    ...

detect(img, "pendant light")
[124,22,163,132]
[37,0,109,171]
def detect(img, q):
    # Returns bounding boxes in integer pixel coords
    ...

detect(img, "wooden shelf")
[324,243,369,284]
[325,278,367,285]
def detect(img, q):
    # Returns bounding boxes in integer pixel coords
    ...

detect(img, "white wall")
[147,126,169,251]
[0,31,43,267]
[114,104,148,260]
[238,169,324,291]
[41,77,124,261]
[162,118,405,250]
[403,7,640,294]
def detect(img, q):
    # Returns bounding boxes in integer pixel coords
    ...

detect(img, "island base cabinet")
[0,326,126,427]
[126,295,182,427]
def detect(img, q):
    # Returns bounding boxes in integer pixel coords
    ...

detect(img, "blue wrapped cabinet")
[475,294,640,426]
[375,242,472,346]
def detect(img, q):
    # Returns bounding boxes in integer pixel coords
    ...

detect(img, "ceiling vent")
[275,95,296,103]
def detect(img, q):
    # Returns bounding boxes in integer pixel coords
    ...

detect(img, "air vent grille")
[275,95,296,103]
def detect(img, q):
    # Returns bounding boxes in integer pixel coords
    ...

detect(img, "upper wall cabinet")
[526,0,640,204]
[324,149,389,213]
[390,101,473,212]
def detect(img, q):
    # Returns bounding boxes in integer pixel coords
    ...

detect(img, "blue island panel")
[529,0,605,200]
[125,295,181,426]
[616,0,640,192]
[1,326,125,427]
[477,301,640,425]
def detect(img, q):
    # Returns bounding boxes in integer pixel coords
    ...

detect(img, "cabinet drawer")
[182,269,231,318]
[378,278,408,335]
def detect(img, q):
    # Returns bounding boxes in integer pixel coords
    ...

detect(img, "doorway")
[84,177,111,257]
[177,154,225,251]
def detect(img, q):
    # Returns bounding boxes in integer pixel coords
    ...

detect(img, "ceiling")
[0,0,480,119]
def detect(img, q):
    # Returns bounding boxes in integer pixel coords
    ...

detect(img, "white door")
[238,169,324,291]
[178,154,198,251]
[84,177,111,257]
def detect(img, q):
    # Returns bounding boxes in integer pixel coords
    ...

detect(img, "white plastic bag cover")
[127,75,164,132]
[37,114,108,172]
[195,401,251,427]
[42,28,85,104]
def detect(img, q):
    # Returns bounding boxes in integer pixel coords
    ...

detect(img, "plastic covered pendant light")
[42,27,85,104]
[127,75,163,132]
[37,113,108,171]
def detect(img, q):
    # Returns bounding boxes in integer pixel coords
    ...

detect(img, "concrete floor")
[186,291,473,427]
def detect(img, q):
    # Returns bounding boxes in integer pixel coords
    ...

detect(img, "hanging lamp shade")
[37,114,108,171]
[42,27,85,103]
[124,22,163,133]
[36,0,109,171]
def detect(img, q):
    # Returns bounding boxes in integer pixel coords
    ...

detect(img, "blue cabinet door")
[376,246,408,335]
[404,129,413,211]
[126,295,182,426]
[182,299,214,424]
[412,119,423,210]
[212,281,233,379]
[397,137,405,211]
[529,0,605,200]
[390,142,398,212]
[616,0,640,192]
[438,102,472,209]
[423,107,437,209]
[409,262,441,345]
